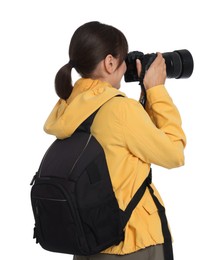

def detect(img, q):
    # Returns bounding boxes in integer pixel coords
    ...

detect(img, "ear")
[104,54,118,74]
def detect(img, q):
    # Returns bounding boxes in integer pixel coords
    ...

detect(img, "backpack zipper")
[32,196,67,202]
[68,134,92,177]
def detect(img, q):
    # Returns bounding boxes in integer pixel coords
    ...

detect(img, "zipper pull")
[30,173,37,185]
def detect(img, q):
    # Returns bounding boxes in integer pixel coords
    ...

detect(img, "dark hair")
[55,21,128,99]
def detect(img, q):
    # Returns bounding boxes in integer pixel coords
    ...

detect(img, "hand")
[136,53,166,90]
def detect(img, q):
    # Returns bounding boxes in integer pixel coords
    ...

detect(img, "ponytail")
[55,63,73,100]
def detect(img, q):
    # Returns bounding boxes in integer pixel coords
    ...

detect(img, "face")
[110,60,127,89]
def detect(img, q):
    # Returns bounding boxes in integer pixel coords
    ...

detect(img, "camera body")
[124,49,194,82]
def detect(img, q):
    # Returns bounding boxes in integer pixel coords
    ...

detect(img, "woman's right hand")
[136,52,167,90]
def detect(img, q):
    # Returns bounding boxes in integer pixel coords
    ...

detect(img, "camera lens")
[163,49,194,79]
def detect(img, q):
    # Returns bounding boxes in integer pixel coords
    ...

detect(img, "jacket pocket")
[142,192,158,215]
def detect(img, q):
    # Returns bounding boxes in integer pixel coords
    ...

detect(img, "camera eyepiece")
[124,49,194,82]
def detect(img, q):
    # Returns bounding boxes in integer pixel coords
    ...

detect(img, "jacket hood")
[44,78,125,139]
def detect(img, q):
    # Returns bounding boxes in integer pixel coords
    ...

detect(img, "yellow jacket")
[44,78,186,255]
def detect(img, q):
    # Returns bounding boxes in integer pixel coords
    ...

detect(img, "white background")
[1,0,222,259]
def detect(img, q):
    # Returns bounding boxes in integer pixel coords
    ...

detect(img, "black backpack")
[30,104,148,256]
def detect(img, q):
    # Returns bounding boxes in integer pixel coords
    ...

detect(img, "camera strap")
[139,53,158,108]
[139,81,147,108]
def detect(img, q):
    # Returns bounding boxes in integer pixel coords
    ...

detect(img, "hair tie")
[68,60,76,68]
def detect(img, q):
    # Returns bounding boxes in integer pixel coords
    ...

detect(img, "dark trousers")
[74,244,164,260]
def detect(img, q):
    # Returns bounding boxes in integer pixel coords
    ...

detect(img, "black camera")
[124,49,194,82]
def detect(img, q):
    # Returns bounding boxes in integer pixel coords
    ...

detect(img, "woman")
[44,21,186,260]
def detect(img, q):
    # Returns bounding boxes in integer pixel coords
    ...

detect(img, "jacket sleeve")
[121,85,186,169]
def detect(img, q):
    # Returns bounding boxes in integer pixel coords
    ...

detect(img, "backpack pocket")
[31,181,86,255]
[79,195,124,252]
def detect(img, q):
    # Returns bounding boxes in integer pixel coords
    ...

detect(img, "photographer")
[44,21,186,260]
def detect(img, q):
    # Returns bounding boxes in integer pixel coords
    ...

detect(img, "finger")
[136,59,142,77]
[155,52,163,63]
[152,53,165,67]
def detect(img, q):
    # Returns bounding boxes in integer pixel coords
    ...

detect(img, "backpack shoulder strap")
[121,169,152,228]
[76,109,99,133]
